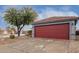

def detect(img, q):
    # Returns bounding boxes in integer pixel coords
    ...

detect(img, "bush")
[9,34,15,39]
[27,30,32,37]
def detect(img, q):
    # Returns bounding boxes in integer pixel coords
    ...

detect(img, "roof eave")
[33,17,79,25]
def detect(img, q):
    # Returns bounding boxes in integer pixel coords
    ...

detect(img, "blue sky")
[0,5,79,30]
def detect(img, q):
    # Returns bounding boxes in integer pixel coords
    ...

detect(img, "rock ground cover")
[0,36,78,53]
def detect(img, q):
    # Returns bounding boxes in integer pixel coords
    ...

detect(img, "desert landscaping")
[0,35,78,53]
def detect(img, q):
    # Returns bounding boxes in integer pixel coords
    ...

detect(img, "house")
[0,29,16,35]
[3,30,8,34]
[32,16,79,40]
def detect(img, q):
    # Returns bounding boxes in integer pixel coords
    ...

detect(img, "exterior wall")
[69,21,76,40]
[32,25,34,38]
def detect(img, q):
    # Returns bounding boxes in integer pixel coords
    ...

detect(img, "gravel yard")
[0,36,79,53]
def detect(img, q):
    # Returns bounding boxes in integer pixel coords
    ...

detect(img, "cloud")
[0,12,5,18]
[38,7,78,20]
[37,7,79,30]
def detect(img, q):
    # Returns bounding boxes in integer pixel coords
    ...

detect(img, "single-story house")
[32,16,79,40]
[0,29,16,35]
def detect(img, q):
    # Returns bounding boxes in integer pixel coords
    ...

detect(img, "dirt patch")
[0,37,79,53]
[0,36,27,45]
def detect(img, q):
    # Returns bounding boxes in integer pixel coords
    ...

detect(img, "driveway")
[0,37,79,53]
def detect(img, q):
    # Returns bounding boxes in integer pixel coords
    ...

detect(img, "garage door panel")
[34,24,69,39]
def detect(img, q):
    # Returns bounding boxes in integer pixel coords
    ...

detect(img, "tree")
[4,7,37,36]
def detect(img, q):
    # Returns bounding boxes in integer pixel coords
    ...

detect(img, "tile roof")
[34,16,79,24]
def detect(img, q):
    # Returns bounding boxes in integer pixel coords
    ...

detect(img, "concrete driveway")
[0,37,79,53]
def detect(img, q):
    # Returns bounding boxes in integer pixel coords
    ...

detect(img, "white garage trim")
[32,25,35,38]
[34,21,70,26]
[69,21,76,40]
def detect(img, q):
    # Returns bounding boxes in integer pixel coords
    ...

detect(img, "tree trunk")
[17,30,21,37]
[17,26,21,37]
[17,25,25,37]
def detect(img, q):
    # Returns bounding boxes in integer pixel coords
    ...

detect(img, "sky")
[0,5,79,30]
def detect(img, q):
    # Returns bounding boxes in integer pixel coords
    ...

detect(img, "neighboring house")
[0,29,9,35]
[32,16,79,40]
[7,29,15,34]
[3,30,8,34]
[0,29,16,35]
[22,31,27,34]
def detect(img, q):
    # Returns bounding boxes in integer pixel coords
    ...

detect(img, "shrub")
[9,34,15,39]
[27,30,32,37]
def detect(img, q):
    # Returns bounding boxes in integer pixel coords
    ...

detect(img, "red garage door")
[34,23,69,40]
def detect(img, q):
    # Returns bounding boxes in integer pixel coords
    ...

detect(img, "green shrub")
[9,34,15,39]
